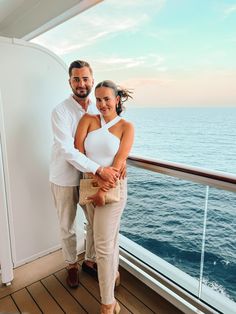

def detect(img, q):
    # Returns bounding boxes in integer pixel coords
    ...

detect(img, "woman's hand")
[94,175,116,192]
[87,189,106,207]
[97,166,119,183]
[119,162,126,179]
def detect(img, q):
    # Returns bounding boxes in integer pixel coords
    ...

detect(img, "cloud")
[31,0,167,55]
[224,4,236,18]
[32,5,149,55]
[225,35,236,43]
[98,56,145,68]
[120,77,174,88]
[108,0,166,11]
[91,54,166,73]
[147,27,187,42]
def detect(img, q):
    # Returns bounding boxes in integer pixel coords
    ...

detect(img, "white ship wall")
[0,37,84,283]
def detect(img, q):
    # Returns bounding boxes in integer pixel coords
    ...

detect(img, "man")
[50,60,118,288]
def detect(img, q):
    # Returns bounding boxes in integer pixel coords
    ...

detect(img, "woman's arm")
[112,121,134,171]
[74,114,91,154]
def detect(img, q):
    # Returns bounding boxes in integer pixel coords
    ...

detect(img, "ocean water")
[120,107,236,303]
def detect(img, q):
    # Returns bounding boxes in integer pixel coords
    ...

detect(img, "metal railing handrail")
[127,155,236,192]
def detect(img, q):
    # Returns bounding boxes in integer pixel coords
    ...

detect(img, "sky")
[32,0,236,107]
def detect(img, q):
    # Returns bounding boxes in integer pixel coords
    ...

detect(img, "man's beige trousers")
[50,183,96,264]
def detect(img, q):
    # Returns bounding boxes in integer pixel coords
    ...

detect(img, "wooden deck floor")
[0,250,183,314]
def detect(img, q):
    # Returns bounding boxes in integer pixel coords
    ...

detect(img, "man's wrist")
[96,166,104,177]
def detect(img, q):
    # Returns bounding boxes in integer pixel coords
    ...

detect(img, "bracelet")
[98,167,104,176]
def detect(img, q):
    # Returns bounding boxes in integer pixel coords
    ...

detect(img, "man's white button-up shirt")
[49,95,99,186]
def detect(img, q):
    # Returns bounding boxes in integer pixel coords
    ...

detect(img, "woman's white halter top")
[84,115,121,167]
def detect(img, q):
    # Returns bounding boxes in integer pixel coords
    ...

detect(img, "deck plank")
[0,249,65,299]
[12,288,42,314]
[0,295,19,313]
[41,275,86,314]
[120,268,183,314]
[27,281,64,314]
[115,284,154,314]
[55,268,100,314]
[77,260,131,314]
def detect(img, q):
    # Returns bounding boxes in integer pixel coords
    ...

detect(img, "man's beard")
[73,88,91,99]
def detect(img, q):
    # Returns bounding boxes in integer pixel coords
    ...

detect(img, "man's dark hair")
[69,60,93,77]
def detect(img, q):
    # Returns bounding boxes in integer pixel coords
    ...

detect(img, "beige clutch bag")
[79,178,120,206]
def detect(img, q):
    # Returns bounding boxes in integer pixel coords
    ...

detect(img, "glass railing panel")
[200,187,236,312]
[121,166,207,297]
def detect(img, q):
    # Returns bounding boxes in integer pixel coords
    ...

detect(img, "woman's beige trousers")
[85,178,127,305]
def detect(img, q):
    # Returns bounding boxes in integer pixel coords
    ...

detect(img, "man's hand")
[97,166,119,183]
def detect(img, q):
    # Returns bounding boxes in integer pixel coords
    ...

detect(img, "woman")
[75,80,134,314]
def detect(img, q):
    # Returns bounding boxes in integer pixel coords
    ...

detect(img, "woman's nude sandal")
[114,301,120,313]
[101,301,120,314]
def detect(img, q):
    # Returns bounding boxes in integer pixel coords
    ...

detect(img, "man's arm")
[51,108,99,174]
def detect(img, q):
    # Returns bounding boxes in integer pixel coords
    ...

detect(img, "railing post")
[198,185,209,298]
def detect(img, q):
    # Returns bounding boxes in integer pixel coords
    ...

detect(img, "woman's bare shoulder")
[120,118,134,131]
[81,113,100,122]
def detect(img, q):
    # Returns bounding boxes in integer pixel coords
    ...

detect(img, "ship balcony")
[1,155,235,313]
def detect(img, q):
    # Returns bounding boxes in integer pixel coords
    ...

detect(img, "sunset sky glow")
[32,0,236,107]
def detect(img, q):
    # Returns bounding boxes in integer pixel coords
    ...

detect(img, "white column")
[0,92,13,283]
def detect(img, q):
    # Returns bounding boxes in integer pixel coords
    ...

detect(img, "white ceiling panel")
[0,0,103,40]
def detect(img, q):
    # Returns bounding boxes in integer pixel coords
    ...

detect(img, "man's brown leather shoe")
[66,267,79,288]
